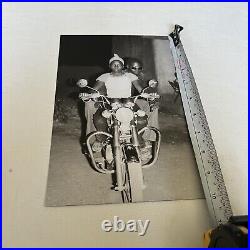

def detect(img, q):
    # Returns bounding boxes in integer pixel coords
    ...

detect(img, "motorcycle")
[79,80,161,203]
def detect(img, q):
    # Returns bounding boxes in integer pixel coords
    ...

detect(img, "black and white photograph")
[45,35,204,206]
[4,2,248,247]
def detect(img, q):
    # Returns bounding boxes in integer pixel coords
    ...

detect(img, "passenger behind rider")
[125,58,160,139]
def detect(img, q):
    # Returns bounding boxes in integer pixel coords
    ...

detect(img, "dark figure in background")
[125,58,160,140]
[124,58,146,94]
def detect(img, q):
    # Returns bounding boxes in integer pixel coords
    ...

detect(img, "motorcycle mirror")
[77,79,88,88]
[148,79,158,88]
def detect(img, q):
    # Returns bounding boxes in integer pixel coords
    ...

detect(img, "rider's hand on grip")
[79,92,100,101]
[141,93,150,99]
[91,93,100,99]
[141,92,159,99]
[149,93,160,100]
[79,92,91,101]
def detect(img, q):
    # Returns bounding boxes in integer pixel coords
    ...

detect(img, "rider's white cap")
[109,54,124,65]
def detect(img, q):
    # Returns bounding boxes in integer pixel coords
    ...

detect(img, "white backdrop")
[3,2,247,247]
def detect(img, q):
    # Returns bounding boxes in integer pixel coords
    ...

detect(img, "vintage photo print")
[45,35,204,206]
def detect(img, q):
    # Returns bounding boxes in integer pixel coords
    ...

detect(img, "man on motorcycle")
[77,54,138,147]
[79,54,158,152]
[92,54,143,98]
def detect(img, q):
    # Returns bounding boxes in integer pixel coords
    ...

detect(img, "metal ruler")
[169,25,233,227]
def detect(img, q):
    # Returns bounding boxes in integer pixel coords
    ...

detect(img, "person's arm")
[90,80,106,96]
[132,79,144,94]
[92,80,105,91]
[93,73,108,95]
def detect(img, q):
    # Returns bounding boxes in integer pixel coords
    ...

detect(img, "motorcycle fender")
[123,145,140,163]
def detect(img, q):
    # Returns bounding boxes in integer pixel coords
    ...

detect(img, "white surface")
[3,2,247,247]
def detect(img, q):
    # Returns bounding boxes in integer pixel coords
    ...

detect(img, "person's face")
[110,60,123,73]
[130,62,143,76]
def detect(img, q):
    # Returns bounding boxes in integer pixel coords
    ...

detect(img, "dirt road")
[45,112,204,206]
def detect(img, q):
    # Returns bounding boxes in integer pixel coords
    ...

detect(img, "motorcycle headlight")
[136,109,146,117]
[102,110,112,118]
[115,107,134,123]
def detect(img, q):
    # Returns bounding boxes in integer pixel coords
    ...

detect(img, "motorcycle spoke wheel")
[122,162,144,203]
[122,168,132,203]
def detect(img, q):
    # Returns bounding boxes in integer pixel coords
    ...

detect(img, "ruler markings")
[169,25,233,226]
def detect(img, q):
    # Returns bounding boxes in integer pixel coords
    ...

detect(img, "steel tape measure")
[169,25,233,227]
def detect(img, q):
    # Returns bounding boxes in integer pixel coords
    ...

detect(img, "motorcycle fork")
[131,120,141,162]
[113,120,142,191]
[113,121,124,192]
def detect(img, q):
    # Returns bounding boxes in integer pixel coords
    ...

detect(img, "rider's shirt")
[96,72,138,98]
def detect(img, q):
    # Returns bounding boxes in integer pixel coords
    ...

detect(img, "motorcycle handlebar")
[79,92,110,104]
[79,92,159,104]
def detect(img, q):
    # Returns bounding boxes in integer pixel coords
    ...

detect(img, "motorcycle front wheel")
[122,162,144,203]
